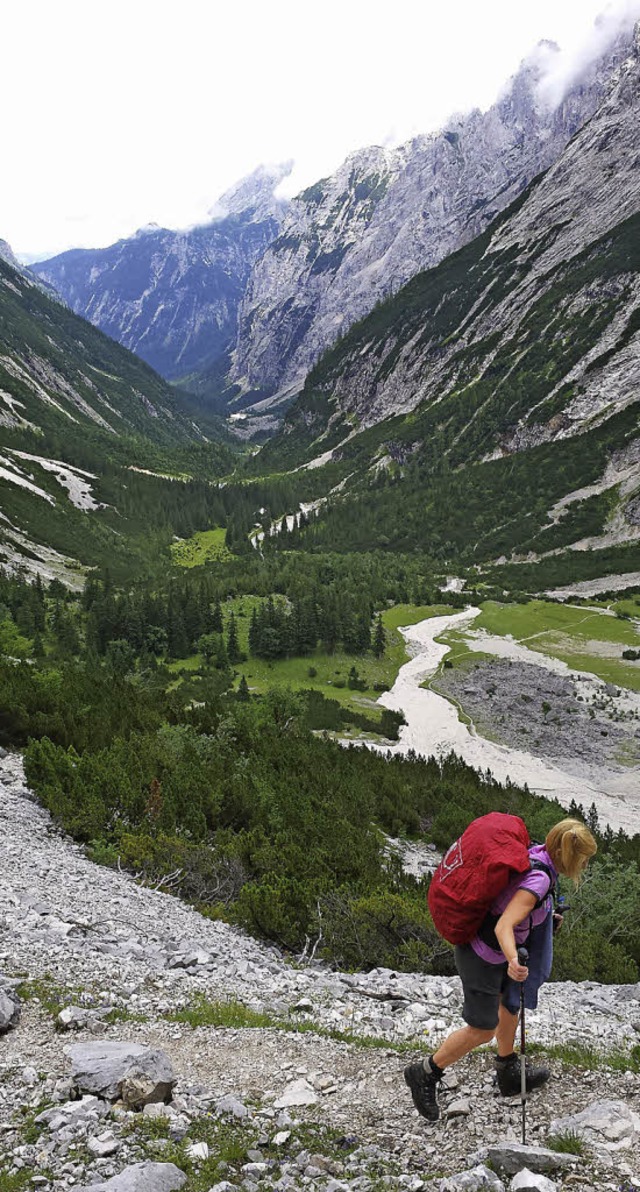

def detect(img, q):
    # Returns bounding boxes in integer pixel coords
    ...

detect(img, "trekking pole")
[517,946,529,1145]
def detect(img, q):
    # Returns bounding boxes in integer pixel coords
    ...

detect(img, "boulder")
[438,1165,504,1190]
[65,1041,175,1107]
[58,1005,91,1031]
[511,1171,557,1191]
[36,1094,109,1133]
[74,1162,186,1191]
[486,1144,574,1177]
[445,1097,471,1118]
[274,1078,318,1108]
[215,1094,249,1118]
[548,1098,640,1150]
[88,1131,121,1157]
[0,981,21,1034]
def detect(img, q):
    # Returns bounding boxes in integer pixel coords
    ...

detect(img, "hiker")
[405,818,597,1122]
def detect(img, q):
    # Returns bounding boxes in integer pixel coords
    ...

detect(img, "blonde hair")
[545,818,597,884]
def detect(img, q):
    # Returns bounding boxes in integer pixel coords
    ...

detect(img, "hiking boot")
[495,1053,550,1096]
[404,1061,440,1121]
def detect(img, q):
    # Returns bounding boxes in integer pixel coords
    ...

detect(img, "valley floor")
[365,608,640,835]
[1,754,640,1190]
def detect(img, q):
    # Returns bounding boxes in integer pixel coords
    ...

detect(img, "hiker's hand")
[553,913,564,935]
[507,956,528,982]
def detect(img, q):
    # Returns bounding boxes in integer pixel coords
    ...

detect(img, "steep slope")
[230,28,635,407]
[0,256,232,582]
[32,165,291,382]
[1,752,640,1189]
[256,28,640,582]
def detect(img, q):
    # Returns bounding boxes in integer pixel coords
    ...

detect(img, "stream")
[365,609,640,834]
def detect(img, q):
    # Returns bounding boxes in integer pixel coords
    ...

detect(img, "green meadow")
[438,599,640,691]
[170,600,451,719]
[170,528,233,568]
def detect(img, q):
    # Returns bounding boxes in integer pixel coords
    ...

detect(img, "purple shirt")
[470,844,556,964]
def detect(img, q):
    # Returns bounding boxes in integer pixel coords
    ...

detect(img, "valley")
[359,602,640,836]
[5,5,640,1191]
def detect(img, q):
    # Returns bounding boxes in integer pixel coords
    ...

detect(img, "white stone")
[273,1079,318,1108]
[511,1170,557,1191]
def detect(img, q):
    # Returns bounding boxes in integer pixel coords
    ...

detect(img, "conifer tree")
[373,614,386,658]
[237,674,250,701]
[227,612,242,664]
[248,607,260,655]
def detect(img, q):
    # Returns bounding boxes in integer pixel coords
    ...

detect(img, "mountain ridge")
[32,164,293,382]
[228,24,637,410]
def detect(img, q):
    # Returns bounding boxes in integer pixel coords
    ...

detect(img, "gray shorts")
[454,943,513,1030]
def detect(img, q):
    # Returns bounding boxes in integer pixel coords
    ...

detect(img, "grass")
[164,995,417,1052]
[546,1130,587,1155]
[15,976,68,1020]
[15,974,145,1027]
[530,1038,640,1073]
[435,599,640,691]
[170,600,451,723]
[170,528,233,568]
[167,996,273,1030]
[0,1171,33,1191]
[125,1113,365,1192]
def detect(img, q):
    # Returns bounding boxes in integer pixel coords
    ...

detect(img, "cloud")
[537,0,640,107]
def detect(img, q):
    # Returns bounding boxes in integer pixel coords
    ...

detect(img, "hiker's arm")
[495,889,537,980]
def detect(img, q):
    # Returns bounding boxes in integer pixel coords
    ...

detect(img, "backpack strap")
[476,860,555,951]
[529,859,555,908]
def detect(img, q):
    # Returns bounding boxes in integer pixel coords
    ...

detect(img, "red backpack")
[427,812,531,945]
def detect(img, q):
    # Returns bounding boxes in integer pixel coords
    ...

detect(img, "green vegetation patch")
[171,600,450,731]
[125,1112,368,1192]
[546,1131,587,1155]
[164,994,417,1052]
[532,1039,640,1074]
[170,528,233,569]
[167,996,273,1030]
[439,599,640,691]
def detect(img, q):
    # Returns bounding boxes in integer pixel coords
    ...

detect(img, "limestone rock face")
[231,27,635,403]
[65,1041,176,1107]
[33,165,292,382]
[279,21,640,495]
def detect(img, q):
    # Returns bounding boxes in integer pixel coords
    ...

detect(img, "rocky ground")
[1,751,640,1192]
[434,660,640,771]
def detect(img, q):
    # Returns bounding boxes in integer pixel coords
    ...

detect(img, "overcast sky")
[4,0,640,260]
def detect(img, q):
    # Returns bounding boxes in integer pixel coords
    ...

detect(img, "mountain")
[255,25,640,587]
[230,27,635,411]
[32,164,292,383]
[0,254,233,584]
[0,239,23,272]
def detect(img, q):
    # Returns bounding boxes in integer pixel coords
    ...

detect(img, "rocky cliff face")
[255,26,640,567]
[32,165,292,382]
[231,28,635,404]
[300,24,640,441]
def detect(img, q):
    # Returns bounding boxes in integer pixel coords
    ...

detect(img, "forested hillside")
[0,255,243,580]
[1,557,639,986]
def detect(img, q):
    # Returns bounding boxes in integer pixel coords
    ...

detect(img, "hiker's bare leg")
[432,1024,495,1070]
[495,1004,519,1058]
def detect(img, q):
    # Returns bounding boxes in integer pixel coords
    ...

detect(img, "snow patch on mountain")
[6,450,107,511]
